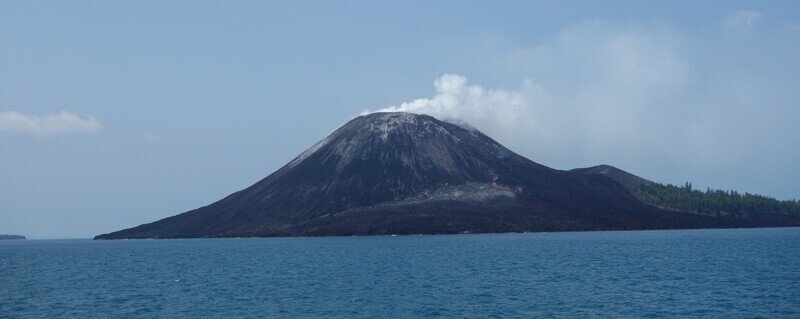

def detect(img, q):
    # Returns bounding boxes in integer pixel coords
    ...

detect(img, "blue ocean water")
[2,228,799,318]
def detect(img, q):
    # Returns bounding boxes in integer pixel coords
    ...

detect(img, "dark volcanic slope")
[96,113,789,239]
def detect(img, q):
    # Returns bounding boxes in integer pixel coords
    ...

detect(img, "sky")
[1,1,799,238]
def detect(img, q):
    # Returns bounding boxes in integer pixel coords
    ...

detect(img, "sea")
[2,227,799,318]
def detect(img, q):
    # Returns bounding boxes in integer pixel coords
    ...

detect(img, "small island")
[0,234,26,240]
[96,113,800,239]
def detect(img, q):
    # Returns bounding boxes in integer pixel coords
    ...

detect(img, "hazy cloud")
[0,111,102,136]
[141,132,163,144]
[364,19,800,199]
[722,10,762,31]
[366,21,692,167]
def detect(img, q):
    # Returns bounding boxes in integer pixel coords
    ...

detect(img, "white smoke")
[366,74,546,138]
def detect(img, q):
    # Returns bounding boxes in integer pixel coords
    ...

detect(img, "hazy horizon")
[2,0,799,238]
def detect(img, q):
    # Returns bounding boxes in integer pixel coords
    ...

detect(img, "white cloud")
[0,111,102,136]
[141,132,163,144]
[722,10,762,31]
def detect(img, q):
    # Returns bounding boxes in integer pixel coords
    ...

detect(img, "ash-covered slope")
[96,112,779,239]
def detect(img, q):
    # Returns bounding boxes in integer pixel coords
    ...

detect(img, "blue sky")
[2,1,799,238]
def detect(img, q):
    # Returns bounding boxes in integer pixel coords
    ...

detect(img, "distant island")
[96,112,800,239]
[0,234,26,240]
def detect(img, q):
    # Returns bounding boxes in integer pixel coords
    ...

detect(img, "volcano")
[96,112,787,239]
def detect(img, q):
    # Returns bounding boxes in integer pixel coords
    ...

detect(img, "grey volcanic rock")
[95,112,792,239]
[571,165,654,190]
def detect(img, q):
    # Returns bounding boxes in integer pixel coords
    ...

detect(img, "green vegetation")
[632,182,800,217]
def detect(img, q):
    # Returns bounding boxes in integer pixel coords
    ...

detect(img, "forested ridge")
[632,182,800,217]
